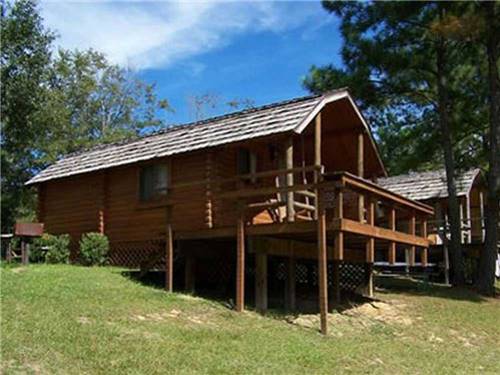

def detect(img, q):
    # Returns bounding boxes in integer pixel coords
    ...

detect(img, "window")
[238,148,257,183]
[139,164,168,201]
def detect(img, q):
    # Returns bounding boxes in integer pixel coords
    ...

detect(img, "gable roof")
[27,89,384,185]
[377,169,481,201]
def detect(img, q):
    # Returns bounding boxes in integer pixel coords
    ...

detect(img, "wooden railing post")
[236,207,245,312]
[365,196,375,298]
[388,207,396,264]
[409,214,416,266]
[421,218,428,267]
[334,188,344,261]
[285,136,295,222]
[317,188,328,335]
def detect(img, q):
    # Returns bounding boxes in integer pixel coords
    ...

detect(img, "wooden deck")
[165,165,434,334]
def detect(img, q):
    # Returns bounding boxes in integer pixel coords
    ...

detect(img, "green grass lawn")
[1,264,499,374]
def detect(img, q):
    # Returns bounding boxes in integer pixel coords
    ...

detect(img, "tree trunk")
[436,14,465,286]
[476,2,500,296]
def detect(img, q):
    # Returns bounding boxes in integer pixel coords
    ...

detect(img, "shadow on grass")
[375,275,491,303]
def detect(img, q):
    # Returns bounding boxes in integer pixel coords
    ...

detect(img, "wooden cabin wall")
[469,184,485,242]
[41,173,101,253]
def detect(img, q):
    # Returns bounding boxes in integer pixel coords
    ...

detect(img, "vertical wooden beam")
[255,251,268,313]
[357,132,364,178]
[334,189,344,261]
[285,241,296,311]
[236,211,245,312]
[285,136,295,222]
[314,113,322,220]
[317,196,328,335]
[479,191,485,241]
[366,197,375,263]
[465,194,472,244]
[364,263,374,298]
[357,132,365,223]
[388,207,396,264]
[409,214,416,266]
[165,223,174,292]
[421,218,428,267]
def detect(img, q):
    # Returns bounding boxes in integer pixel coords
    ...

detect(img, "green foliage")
[1,0,55,232]
[79,232,109,266]
[32,234,71,264]
[304,1,489,174]
[0,0,172,231]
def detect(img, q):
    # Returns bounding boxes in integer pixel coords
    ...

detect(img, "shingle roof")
[28,90,360,185]
[377,169,481,201]
[27,89,388,185]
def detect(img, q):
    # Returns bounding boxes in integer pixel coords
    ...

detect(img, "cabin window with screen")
[238,148,257,183]
[139,164,168,201]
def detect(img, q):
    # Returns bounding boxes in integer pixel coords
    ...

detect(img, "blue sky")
[41,1,342,124]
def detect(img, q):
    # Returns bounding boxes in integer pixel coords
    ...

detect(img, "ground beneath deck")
[2,264,499,374]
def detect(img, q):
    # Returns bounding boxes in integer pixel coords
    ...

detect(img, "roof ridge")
[64,93,323,158]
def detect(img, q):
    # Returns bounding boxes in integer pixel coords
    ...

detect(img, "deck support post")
[285,242,296,312]
[255,251,268,313]
[314,113,322,220]
[357,132,364,222]
[388,207,396,264]
[334,189,344,261]
[317,193,329,335]
[236,211,245,312]
[165,223,174,292]
[285,136,295,222]
[365,197,375,297]
[364,263,374,298]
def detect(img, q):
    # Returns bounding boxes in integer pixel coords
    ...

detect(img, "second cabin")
[27,89,434,335]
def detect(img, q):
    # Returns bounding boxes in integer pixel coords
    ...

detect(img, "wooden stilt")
[364,263,374,298]
[236,212,245,312]
[334,189,344,261]
[317,197,328,335]
[255,252,268,313]
[165,224,174,292]
[314,113,321,220]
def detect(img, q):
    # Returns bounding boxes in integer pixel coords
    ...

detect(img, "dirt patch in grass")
[288,299,412,334]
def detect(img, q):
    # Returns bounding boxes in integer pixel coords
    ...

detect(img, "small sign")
[14,222,44,237]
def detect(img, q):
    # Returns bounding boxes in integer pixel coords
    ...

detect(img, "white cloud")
[40,1,324,70]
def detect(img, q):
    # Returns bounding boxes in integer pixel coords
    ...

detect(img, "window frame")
[137,161,170,203]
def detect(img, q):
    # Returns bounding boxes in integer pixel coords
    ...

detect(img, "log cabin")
[27,89,434,334]
[378,169,493,283]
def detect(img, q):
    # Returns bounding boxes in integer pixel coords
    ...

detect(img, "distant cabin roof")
[27,89,383,185]
[377,169,481,201]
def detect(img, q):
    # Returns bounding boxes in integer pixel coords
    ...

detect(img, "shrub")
[79,232,109,266]
[33,234,71,264]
